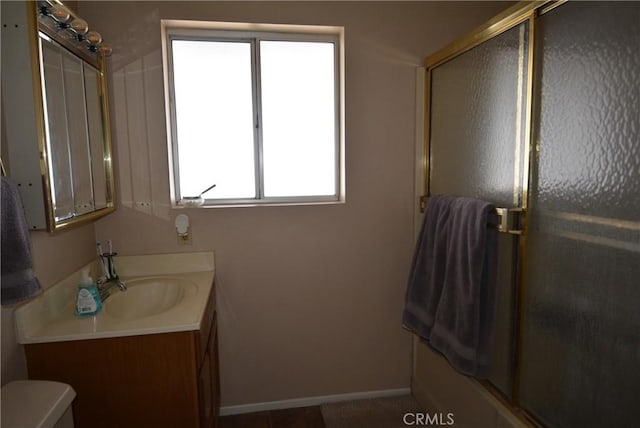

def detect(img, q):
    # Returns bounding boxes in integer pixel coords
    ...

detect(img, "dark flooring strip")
[219,406,325,428]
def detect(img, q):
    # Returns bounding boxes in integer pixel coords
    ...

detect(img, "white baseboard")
[219,387,412,416]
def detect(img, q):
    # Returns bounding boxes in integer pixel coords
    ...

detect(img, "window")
[161,21,344,206]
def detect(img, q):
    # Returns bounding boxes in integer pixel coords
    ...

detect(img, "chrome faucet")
[97,277,127,302]
[96,241,127,301]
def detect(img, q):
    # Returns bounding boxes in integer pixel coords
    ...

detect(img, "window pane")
[260,41,336,197]
[172,40,255,199]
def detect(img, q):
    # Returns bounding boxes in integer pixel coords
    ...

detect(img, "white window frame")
[161,20,345,208]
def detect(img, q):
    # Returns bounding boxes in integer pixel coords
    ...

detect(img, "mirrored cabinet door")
[41,34,101,221]
[40,37,75,221]
[60,47,95,217]
[84,64,109,211]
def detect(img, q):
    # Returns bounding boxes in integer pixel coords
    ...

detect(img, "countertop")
[15,252,215,344]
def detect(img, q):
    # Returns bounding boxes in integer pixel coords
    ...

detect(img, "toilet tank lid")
[1,380,76,428]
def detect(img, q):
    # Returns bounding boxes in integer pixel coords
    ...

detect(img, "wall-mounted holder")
[177,184,216,207]
[493,207,524,235]
[175,214,191,245]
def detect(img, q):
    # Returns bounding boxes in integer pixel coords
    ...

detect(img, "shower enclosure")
[414,2,640,427]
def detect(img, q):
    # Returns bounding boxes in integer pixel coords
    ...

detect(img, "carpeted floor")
[321,395,424,428]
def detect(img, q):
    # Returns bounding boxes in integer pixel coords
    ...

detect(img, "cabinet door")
[199,316,219,428]
[198,348,214,428]
[210,319,220,425]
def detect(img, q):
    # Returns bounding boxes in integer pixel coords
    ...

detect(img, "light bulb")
[70,19,88,35]
[51,4,70,23]
[86,31,102,45]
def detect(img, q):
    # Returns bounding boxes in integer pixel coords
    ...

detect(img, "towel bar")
[418,196,525,235]
[492,207,524,235]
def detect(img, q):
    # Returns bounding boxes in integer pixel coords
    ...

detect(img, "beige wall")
[72,1,509,407]
[1,225,96,385]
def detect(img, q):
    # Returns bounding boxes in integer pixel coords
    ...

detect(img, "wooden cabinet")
[194,276,220,427]
[198,317,219,428]
[24,284,219,428]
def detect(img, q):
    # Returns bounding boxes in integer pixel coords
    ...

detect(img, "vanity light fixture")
[38,1,111,56]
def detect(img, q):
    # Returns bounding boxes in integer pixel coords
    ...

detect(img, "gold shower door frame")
[420,1,559,425]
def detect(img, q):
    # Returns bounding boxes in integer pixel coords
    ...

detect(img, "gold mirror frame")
[2,1,115,233]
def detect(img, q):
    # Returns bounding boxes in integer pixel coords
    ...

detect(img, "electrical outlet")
[177,234,192,245]
[136,201,151,208]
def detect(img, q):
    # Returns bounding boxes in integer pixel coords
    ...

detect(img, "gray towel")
[403,195,455,339]
[1,177,42,305]
[403,195,498,378]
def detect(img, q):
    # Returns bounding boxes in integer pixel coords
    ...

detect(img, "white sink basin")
[104,277,196,320]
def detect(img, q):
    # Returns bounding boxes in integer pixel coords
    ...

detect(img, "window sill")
[172,198,346,209]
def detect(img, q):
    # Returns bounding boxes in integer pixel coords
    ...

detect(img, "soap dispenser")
[75,269,102,316]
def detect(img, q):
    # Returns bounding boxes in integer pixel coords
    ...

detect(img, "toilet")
[1,380,76,428]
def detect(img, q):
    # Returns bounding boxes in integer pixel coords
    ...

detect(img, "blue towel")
[1,177,42,305]
[403,195,498,377]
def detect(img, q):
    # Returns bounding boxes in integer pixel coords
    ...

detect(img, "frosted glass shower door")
[519,3,640,427]
[428,21,530,398]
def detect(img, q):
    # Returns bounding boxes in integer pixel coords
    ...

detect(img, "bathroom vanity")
[15,252,219,428]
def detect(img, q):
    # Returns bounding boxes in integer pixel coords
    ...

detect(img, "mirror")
[39,32,111,222]
[0,1,114,232]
